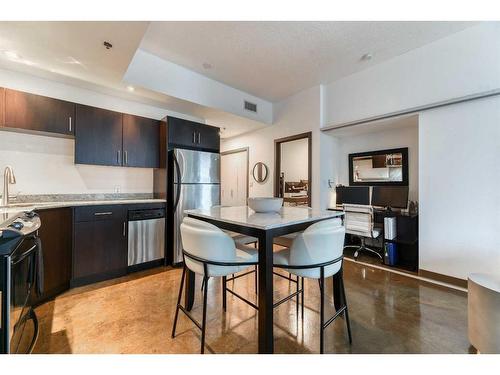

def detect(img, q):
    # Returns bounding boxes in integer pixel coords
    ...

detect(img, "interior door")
[276,134,311,207]
[221,150,248,206]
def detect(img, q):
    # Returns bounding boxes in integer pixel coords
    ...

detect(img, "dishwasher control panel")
[128,208,165,221]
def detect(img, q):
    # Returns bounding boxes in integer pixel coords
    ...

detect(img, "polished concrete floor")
[33,260,470,354]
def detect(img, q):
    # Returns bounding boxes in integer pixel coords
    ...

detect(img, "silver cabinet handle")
[192,131,196,143]
[69,116,72,132]
[94,212,113,216]
[117,150,121,164]
[124,151,128,165]
[123,221,126,237]
[197,132,201,144]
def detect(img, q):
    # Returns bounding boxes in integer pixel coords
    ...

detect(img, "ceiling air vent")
[244,100,257,113]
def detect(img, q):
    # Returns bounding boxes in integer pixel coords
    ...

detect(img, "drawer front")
[74,205,126,222]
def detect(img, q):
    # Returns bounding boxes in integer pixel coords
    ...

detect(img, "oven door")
[9,237,39,354]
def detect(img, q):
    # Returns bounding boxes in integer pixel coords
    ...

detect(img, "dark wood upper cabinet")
[123,114,160,168]
[4,89,75,135]
[197,124,220,151]
[167,117,197,148]
[75,104,123,166]
[0,87,5,126]
[167,116,220,152]
[34,208,73,305]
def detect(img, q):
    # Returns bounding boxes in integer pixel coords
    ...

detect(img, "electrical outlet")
[114,185,121,193]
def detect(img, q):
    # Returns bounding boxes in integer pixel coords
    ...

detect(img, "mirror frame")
[348,147,409,186]
[252,162,269,183]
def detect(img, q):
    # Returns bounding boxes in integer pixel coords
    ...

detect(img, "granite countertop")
[185,205,344,230]
[0,195,166,227]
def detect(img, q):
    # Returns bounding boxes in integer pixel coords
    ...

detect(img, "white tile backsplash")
[0,131,154,195]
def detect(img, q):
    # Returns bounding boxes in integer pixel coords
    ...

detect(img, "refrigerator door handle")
[177,149,186,182]
[173,153,182,212]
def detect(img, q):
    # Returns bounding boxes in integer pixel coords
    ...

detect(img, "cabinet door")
[35,208,72,304]
[0,87,5,126]
[75,104,123,166]
[4,89,75,135]
[73,217,127,285]
[123,114,160,168]
[167,117,197,148]
[196,124,220,152]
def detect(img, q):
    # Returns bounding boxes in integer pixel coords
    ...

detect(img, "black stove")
[0,211,42,354]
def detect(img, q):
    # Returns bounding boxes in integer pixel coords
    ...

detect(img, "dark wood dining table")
[184,205,345,354]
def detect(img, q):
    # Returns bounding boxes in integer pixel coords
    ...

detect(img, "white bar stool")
[273,218,352,353]
[171,217,258,354]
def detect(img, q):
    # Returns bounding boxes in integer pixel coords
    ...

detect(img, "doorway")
[274,132,312,207]
[221,147,249,206]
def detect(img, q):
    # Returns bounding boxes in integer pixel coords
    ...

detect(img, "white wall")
[322,23,500,127]
[332,124,419,201]
[0,131,154,195]
[222,23,499,283]
[0,68,198,196]
[221,86,333,210]
[419,96,500,279]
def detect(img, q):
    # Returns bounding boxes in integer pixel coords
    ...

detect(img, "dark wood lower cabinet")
[72,205,128,287]
[34,208,73,305]
[33,203,163,297]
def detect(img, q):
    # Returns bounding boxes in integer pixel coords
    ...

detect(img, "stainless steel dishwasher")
[128,208,165,267]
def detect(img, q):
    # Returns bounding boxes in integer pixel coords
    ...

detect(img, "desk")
[185,205,344,354]
[328,207,419,271]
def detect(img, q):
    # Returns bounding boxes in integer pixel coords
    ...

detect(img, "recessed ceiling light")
[22,60,36,66]
[126,85,135,92]
[361,53,373,61]
[3,50,20,60]
[202,62,213,70]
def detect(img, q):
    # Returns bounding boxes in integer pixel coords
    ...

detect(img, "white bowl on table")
[248,197,283,213]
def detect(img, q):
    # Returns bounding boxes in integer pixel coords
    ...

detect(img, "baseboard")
[419,269,467,288]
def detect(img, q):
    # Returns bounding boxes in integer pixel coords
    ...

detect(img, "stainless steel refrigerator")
[170,148,220,264]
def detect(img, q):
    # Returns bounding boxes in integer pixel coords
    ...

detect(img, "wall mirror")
[349,147,408,186]
[252,162,269,183]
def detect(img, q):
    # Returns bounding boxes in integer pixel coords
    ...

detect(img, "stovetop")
[0,211,41,256]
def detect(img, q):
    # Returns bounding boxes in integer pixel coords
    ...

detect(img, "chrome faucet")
[2,166,16,207]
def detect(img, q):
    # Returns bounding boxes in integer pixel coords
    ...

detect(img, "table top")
[185,205,344,230]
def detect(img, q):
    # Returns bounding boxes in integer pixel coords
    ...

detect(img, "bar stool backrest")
[289,218,345,278]
[180,217,237,276]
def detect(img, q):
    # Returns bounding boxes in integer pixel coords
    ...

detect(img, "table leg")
[257,231,274,354]
[185,269,196,311]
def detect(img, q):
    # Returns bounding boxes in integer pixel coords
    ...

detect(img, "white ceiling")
[0,21,267,138]
[0,21,476,138]
[141,21,476,101]
[0,21,149,90]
